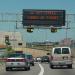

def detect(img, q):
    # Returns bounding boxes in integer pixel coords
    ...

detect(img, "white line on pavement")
[38,63,44,75]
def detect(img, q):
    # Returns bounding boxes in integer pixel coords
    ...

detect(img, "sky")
[0,0,75,42]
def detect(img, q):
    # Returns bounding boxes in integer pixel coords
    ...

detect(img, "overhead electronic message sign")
[22,9,65,27]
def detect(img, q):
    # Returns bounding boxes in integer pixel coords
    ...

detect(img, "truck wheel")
[6,67,9,71]
[68,64,72,69]
[50,65,54,69]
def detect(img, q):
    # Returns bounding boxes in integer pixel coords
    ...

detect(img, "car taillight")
[51,56,53,60]
[71,56,73,58]
[6,59,15,62]
[6,58,26,62]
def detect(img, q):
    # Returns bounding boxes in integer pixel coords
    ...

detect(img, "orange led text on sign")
[27,15,59,20]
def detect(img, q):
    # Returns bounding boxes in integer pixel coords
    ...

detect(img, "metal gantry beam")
[0,12,22,23]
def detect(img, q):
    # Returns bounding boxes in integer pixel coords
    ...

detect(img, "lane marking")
[38,63,44,75]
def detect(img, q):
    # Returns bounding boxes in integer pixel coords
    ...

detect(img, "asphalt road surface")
[42,62,75,75]
[0,62,75,75]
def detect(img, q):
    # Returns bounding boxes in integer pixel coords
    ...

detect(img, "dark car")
[26,54,34,66]
[41,56,49,63]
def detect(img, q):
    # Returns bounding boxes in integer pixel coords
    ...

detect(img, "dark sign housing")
[22,9,65,27]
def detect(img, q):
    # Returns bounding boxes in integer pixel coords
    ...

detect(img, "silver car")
[5,53,30,71]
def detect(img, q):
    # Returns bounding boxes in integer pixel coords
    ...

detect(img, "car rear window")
[62,48,69,54]
[26,55,33,59]
[54,48,61,54]
[8,53,25,58]
[42,56,49,59]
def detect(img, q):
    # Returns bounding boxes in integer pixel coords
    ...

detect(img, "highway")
[0,61,75,75]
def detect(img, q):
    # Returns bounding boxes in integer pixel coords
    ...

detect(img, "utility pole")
[66,15,69,46]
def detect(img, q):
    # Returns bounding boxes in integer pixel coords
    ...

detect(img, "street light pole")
[66,15,69,46]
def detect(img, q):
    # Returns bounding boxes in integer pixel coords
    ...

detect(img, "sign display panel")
[22,9,65,27]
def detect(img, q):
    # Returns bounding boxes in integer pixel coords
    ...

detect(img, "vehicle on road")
[35,57,42,62]
[41,56,49,63]
[5,53,30,71]
[26,54,34,66]
[14,51,23,54]
[50,47,73,68]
